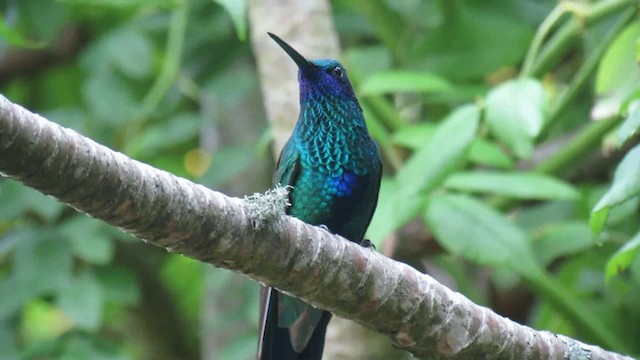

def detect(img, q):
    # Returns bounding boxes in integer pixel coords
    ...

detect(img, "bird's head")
[268,32,357,102]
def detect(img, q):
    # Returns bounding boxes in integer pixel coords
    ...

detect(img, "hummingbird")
[257,33,382,360]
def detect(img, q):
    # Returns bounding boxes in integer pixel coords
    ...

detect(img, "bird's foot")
[360,239,376,250]
[317,225,375,250]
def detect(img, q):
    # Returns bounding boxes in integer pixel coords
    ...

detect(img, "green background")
[1,0,640,359]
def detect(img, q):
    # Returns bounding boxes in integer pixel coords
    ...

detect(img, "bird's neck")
[294,94,374,174]
[296,93,367,140]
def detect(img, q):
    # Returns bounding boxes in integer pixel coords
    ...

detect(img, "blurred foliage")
[1,0,640,359]
[0,0,261,359]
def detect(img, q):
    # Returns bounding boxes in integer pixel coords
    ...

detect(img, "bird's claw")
[317,226,375,250]
[360,239,376,250]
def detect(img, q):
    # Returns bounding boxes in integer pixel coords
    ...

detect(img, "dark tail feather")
[258,286,331,360]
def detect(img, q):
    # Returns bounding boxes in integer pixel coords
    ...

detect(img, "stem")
[520,4,566,77]
[545,7,635,131]
[491,116,621,209]
[586,0,638,22]
[524,271,629,353]
[363,95,407,130]
[437,0,459,25]
[121,0,189,150]
[527,19,577,78]
[351,1,405,61]
[535,116,622,175]
[347,67,407,130]
[526,0,637,78]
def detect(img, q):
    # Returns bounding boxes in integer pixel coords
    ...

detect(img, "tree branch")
[0,95,633,359]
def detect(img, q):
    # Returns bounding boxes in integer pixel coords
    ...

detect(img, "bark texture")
[0,95,634,360]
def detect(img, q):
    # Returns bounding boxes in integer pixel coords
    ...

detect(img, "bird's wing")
[363,141,383,233]
[273,138,301,189]
[270,139,326,352]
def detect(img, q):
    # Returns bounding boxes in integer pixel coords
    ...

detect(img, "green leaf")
[0,231,72,319]
[393,128,513,169]
[590,207,610,236]
[82,68,137,126]
[632,251,640,285]
[468,139,514,169]
[215,0,248,41]
[410,2,533,80]
[59,333,130,360]
[609,199,640,231]
[360,71,452,95]
[617,105,640,146]
[396,104,479,221]
[22,299,73,341]
[591,144,640,234]
[366,178,398,248]
[57,271,104,331]
[397,104,479,194]
[0,276,33,320]
[594,22,640,117]
[424,193,540,275]
[485,78,546,159]
[38,67,84,109]
[394,195,429,233]
[349,2,406,56]
[69,233,113,265]
[393,109,508,174]
[126,113,202,156]
[45,108,87,133]
[80,25,152,80]
[595,21,640,94]
[60,217,114,265]
[0,181,63,222]
[14,232,73,294]
[515,201,577,232]
[533,222,594,265]
[0,17,44,48]
[16,0,68,44]
[0,321,17,359]
[161,256,204,319]
[606,232,640,282]
[199,145,255,186]
[444,171,579,200]
[392,123,436,150]
[96,267,140,306]
[107,27,153,79]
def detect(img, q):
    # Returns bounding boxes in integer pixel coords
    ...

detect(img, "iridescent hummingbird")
[257,33,382,360]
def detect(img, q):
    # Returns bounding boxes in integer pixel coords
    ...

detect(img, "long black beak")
[268,32,315,74]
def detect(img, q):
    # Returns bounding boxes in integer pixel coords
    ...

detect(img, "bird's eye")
[332,66,344,78]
